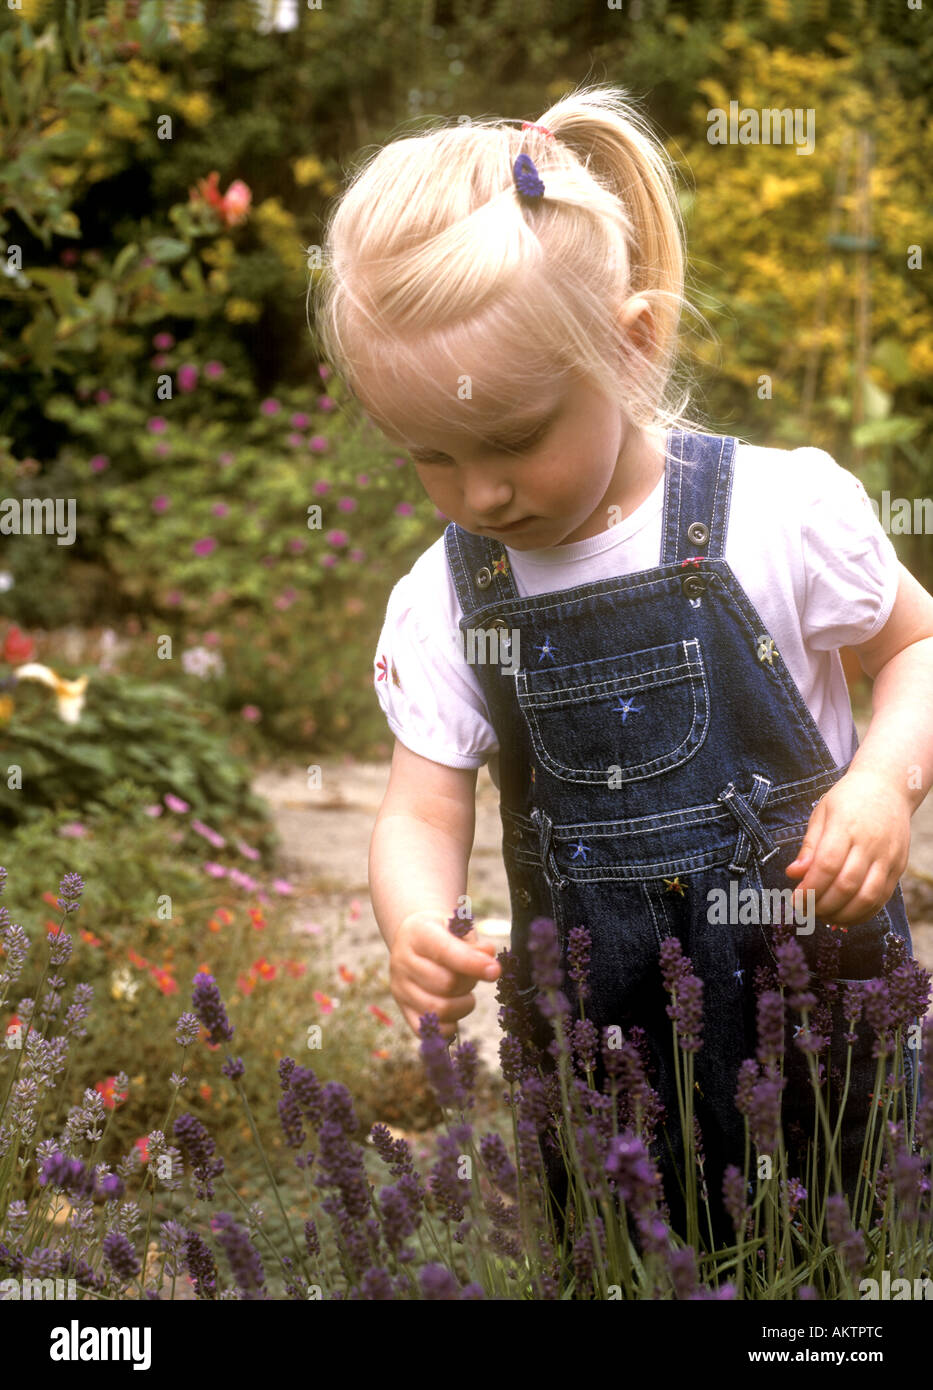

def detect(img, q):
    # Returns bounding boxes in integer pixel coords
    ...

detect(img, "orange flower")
[207,917,223,933]
[338,964,356,984]
[198,1023,221,1051]
[284,960,306,978]
[127,948,149,970]
[372,1047,391,1060]
[80,929,103,947]
[41,891,59,908]
[217,908,234,925]
[134,1136,150,1163]
[252,956,275,981]
[368,1005,393,1027]
[249,907,266,931]
[94,1076,128,1109]
[151,969,178,996]
[237,972,255,996]
[313,990,334,1015]
[46,919,62,937]
[199,1083,212,1102]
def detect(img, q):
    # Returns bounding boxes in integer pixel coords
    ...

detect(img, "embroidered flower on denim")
[492,554,510,577]
[535,636,557,662]
[663,876,686,896]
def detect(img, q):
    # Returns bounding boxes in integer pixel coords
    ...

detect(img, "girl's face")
[358,365,659,548]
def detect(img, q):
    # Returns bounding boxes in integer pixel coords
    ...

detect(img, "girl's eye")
[410,421,551,466]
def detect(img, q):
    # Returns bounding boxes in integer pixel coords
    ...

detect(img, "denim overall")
[444,427,917,1244]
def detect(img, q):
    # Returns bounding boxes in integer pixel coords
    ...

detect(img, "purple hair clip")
[513,152,545,199]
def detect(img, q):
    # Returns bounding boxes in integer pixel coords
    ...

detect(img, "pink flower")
[312,480,330,495]
[166,590,183,606]
[218,451,235,467]
[325,530,347,547]
[193,537,216,556]
[395,501,414,516]
[349,549,365,563]
[147,416,167,433]
[320,554,337,569]
[211,503,229,517]
[241,704,261,722]
[392,456,407,468]
[203,631,221,646]
[191,819,226,849]
[153,443,171,458]
[290,413,310,429]
[221,179,251,226]
[308,435,328,454]
[177,363,199,392]
[59,822,87,838]
[337,497,357,513]
[317,395,335,412]
[229,868,260,891]
[356,474,370,486]
[143,804,163,817]
[150,354,169,370]
[204,360,225,379]
[235,840,260,861]
[272,879,293,895]
[153,332,175,350]
[95,389,112,404]
[287,538,306,553]
[260,398,280,416]
[152,495,170,513]
[273,588,297,610]
[348,899,361,922]
[318,364,331,381]
[293,920,323,936]
[286,432,304,448]
[203,862,228,879]
[164,793,190,813]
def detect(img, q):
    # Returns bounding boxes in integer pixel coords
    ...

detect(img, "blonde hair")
[310,82,708,445]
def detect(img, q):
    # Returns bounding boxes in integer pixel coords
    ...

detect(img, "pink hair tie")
[521,121,555,139]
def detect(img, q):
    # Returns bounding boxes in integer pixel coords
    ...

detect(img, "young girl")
[314,85,933,1241]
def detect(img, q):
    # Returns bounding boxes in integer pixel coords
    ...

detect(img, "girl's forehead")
[352,352,573,445]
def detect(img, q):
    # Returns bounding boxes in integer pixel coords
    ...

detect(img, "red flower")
[252,957,275,981]
[80,929,103,947]
[2,625,35,665]
[284,960,306,978]
[313,990,334,1015]
[338,964,356,984]
[368,1005,393,1027]
[95,1076,128,1109]
[134,1136,150,1163]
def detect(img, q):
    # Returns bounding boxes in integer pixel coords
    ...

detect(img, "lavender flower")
[748,1071,785,1155]
[221,1056,245,1080]
[659,935,690,993]
[56,872,85,913]
[173,1113,224,1200]
[918,1018,933,1151]
[527,917,563,992]
[447,910,473,940]
[825,1194,866,1280]
[567,924,592,1001]
[370,1122,416,1177]
[102,1231,140,1283]
[419,1263,461,1300]
[191,972,234,1045]
[722,1165,747,1234]
[667,1245,698,1299]
[479,1132,518,1199]
[571,1017,599,1075]
[756,991,785,1062]
[429,1123,473,1225]
[735,1058,759,1118]
[861,978,895,1057]
[378,1181,421,1253]
[313,1083,371,1222]
[209,1213,267,1299]
[775,938,809,994]
[175,1011,200,1046]
[605,1131,663,1215]
[667,971,704,1052]
[185,1229,217,1299]
[418,1012,464,1109]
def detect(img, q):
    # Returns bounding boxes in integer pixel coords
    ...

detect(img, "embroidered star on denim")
[614,696,643,721]
[663,876,686,896]
[535,637,557,662]
[570,840,591,863]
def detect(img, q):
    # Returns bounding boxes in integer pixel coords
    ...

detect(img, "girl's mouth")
[485,516,536,533]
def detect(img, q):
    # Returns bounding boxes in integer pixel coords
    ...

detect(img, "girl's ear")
[616,295,656,363]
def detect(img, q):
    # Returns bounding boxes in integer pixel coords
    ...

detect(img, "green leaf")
[144,236,189,264]
[851,417,923,448]
[61,83,102,111]
[113,242,140,277]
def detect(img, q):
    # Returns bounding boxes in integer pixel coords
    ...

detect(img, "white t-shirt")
[372,442,900,787]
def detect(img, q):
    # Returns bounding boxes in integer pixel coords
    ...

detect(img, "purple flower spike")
[191,971,234,1045]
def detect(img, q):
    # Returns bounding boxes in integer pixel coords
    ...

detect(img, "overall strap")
[444,519,520,624]
[660,428,736,567]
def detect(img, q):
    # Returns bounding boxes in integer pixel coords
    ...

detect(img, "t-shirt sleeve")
[372,568,500,769]
[798,448,901,651]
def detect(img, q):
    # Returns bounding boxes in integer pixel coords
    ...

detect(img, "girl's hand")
[784,768,911,924]
[389,910,501,1041]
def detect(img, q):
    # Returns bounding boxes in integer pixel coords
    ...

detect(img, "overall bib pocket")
[514,637,710,784]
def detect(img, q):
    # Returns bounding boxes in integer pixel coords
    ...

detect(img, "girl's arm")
[785,563,933,924]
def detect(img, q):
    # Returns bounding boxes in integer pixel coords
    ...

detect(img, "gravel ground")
[255,729,933,1077]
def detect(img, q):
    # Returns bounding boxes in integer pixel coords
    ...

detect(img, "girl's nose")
[463,472,515,520]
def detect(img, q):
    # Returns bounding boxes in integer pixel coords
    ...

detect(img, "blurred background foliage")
[0,0,930,770]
